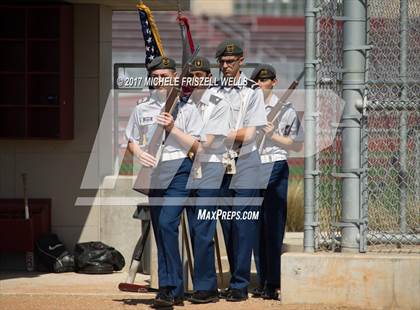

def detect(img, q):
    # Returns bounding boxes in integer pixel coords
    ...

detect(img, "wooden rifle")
[134,47,200,195]
[257,70,304,152]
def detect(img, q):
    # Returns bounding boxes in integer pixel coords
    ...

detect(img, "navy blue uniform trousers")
[220,150,261,291]
[148,158,193,298]
[254,160,289,289]
[188,162,225,291]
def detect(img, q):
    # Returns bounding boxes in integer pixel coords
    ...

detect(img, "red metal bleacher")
[112,11,306,62]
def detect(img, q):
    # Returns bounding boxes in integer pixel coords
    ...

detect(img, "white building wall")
[191,0,233,16]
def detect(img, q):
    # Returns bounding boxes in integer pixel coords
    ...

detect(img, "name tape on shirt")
[209,95,222,105]
[141,116,154,125]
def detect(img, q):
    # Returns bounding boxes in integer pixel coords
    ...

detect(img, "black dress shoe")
[174,296,185,306]
[153,287,183,308]
[219,287,231,299]
[189,290,219,304]
[251,286,264,298]
[262,287,279,300]
[226,288,248,302]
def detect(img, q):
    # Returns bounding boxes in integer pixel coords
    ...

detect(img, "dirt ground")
[0,295,360,310]
[0,272,361,310]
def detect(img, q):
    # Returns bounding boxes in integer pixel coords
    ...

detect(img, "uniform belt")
[199,154,224,163]
[161,151,187,162]
[260,154,287,164]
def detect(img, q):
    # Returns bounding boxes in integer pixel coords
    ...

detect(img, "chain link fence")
[314,0,343,251]
[311,0,419,252]
[363,0,420,252]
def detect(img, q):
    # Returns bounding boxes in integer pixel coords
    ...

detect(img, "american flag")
[138,6,162,66]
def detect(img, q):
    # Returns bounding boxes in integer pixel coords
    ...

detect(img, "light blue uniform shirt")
[125,90,203,161]
[195,88,230,158]
[215,72,267,156]
[260,93,301,162]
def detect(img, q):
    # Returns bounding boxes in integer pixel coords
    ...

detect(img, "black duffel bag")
[74,241,125,274]
[35,233,75,273]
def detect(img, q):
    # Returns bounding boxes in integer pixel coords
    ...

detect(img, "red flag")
[177,15,195,66]
[177,15,196,97]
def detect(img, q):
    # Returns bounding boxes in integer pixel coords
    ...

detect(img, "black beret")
[250,64,276,81]
[147,56,176,71]
[189,56,211,73]
[215,39,243,58]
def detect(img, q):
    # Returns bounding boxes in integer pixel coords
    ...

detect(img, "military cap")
[215,39,244,58]
[250,64,277,81]
[189,56,211,73]
[147,56,176,71]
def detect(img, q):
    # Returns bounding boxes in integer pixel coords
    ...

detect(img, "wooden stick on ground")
[214,227,224,288]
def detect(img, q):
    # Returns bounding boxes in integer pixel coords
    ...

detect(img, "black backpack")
[74,241,125,274]
[35,234,75,273]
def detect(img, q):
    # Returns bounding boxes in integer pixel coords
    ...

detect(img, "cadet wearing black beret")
[215,39,244,58]
[190,55,211,73]
[250,64,276,81]
[147,56,176,71]
[213,38,269,303]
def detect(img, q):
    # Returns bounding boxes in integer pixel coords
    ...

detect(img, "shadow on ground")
[112,298,154,306]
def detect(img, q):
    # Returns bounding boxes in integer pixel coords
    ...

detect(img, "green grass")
[286,180,304,232]
[289,165,304,179]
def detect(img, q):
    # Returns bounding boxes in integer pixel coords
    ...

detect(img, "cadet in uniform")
[125,56,203,308]
[214,40,267,302]
[250,64,301,300]
[185,56,230,304]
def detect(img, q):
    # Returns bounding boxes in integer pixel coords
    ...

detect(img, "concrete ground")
[0,272,360,310]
